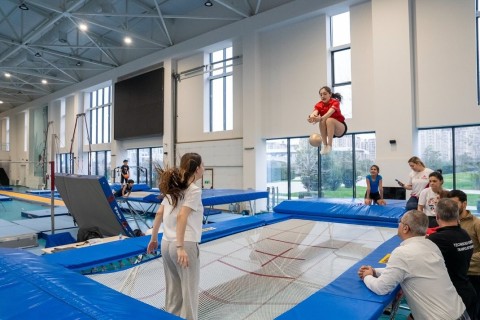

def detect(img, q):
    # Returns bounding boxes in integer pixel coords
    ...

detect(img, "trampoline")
[86,219,398,320]
[1,196,406,320]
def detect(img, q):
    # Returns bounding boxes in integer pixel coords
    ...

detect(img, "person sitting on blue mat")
[357,210,468,320]
[364,164,386,206]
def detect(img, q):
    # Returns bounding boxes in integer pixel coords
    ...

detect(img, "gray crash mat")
[21,206,70,218]
[12,215,76,233]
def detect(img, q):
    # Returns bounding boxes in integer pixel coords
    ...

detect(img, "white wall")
[1,0,479,193]
[415,0,479,127]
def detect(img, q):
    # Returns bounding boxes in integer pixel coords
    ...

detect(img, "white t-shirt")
[161,183,204,242]
[408,168,433,197]
[418,187,440,217]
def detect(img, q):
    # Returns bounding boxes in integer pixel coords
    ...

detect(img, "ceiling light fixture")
[204,0,213,7]
[18,3,29,10]
[0,101,3,104]
[79,23,88,31]
[34,52,41,57]
[5,73,11,78]
[76,61,82,67]
[124,36,132,45]
[41,79,47,84]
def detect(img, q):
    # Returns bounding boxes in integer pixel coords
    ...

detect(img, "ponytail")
[332,92,342,102]
[156,153,202,208]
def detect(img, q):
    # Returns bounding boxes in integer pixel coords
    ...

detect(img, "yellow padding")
[379,253,391,264]
[0,190,65,206]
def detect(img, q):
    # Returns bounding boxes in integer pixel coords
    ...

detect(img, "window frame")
[207,47,233,132]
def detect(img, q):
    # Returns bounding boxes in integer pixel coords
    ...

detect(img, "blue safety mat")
[201,189,269,206]
[43,213,290,271]
[274,198,406,226]
[26,189,59,195]
[0,195,12,201]
[277,235,402,320]
[110,183,152,193]
[124,188,269,205]
[0,248,181,320]
[37,212,400,320]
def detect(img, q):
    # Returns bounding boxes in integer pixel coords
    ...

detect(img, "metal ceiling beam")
[67,16,120,67]
[215,0,249,18]
[33,46,117,68]
[0,4,20,40]
[153,0,173,46]
[70,15,168,47]
[24,46,80,83]
[0,68,75,83]
[0,1,85,64]
[0,82,48,94]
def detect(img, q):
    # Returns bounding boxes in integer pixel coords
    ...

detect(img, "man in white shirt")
[357,210,469,320]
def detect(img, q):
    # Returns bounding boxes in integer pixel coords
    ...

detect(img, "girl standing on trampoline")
[147,153,204,320]
[307,86,348,155]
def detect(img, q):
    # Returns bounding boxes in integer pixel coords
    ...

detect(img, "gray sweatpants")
[161,240,200,320]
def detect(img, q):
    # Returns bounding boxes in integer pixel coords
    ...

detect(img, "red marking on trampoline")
[254,248,305,267]
[200,290,297,306]
[219,260,295,279]
[268,237,339,249]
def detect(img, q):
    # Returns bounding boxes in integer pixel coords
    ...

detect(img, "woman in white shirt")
[401,156,433,210]
[147,153,204,320]
[418,171,447,228]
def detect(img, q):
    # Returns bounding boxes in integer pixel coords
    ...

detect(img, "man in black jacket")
[428,198,477,320]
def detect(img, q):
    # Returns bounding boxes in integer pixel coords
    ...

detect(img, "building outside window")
[419,126,480,213]
[266,133,376,203]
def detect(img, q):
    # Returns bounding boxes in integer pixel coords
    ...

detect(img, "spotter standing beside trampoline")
[147,153,204,320]
[307,86,347,155]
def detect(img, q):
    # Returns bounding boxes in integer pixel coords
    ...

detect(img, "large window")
[87,85,111,144]
[1,117,9,151]
[90,150,111,180]
[59,100,66,147]
[266,133,376,202]
[56,153,72,173]
[330,12,352,119]
[207,47,233,132]
[419,126,480,213]
[126,147,163,187]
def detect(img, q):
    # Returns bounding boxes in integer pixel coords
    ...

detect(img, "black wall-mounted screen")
[383,187,406,200]
[114,68,164,140]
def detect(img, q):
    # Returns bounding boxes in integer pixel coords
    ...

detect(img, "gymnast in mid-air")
[307,86,347,154]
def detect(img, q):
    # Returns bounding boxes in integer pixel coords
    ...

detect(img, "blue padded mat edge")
[0,248,180,320]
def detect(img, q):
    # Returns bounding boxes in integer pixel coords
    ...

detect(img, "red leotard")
[313,98,345,123]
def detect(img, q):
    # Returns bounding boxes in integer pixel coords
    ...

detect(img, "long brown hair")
[156,153,202,208]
